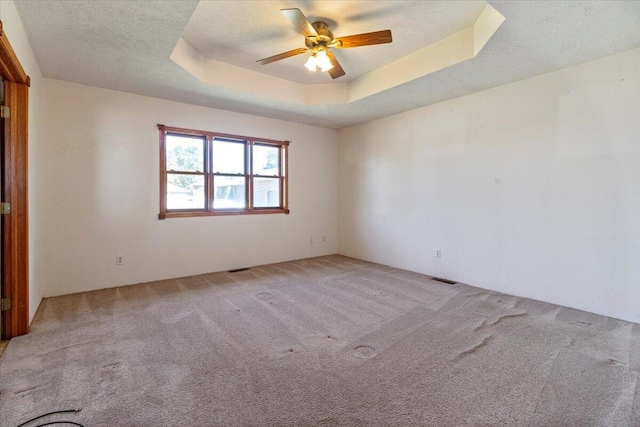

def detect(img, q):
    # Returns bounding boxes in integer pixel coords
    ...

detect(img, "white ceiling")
[182,1,487,84]
[14,1,640,129]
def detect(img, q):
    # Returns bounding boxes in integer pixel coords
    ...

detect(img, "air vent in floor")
[228,268,250,273]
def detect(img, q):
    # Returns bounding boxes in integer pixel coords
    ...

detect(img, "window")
[158,125,289,219]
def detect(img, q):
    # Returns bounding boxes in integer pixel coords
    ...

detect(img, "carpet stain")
[457,335,492,358]
[353,345,376,359]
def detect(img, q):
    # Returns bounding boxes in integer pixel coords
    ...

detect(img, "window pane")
[213,176,246,209]
[213,139,245,174]
[253,177,280,208]
[253,144,279,175]
[166,134,204,172]
[167,174,205,210]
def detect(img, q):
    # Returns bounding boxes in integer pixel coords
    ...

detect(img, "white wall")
[0,0,45,322]
[40,79,337,297]
[338,47,640,323]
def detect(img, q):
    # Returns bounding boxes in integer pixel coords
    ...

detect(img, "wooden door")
[0,22,30,340]
[0,77,3,338]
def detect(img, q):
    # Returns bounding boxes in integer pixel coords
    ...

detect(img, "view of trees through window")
[166,134,205,210]
[159,125,288,218]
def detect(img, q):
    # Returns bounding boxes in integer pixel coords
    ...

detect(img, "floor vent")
[228,268,250,273]
[431,277,457,285]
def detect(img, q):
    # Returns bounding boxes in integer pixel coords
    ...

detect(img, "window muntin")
[158,125,289,219]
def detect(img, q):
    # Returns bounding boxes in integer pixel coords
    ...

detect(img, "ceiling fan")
[256,8,392,79]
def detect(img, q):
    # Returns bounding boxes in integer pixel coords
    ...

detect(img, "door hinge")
[1,298,11,311]
[0,105,10,118]
[1,202,10,214]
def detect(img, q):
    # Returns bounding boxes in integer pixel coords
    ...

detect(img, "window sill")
[159,208,290,219]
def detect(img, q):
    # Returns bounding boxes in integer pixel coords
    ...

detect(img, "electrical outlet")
[322,235,327,242]
[116,255,124,265]
[435,249,442,258]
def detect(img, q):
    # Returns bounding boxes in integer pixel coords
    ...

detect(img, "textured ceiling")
[182,1,487,84]
[13,1,640,129]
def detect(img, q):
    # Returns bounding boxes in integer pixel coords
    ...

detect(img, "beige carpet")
[1,255,638,426]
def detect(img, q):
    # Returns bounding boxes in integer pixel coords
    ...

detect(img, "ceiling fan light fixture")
[320,62,334,72]
[257,8,392,79]
[316,49,333,71]
[304,54,317,71]
[320,64,333,72]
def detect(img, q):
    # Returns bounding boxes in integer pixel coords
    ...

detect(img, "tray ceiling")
[13,1,640,129]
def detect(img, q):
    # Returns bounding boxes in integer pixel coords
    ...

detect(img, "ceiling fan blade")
[326,50,345,79]
[256,47,309,65]
[280,8,318,38]
[333,30,392,49]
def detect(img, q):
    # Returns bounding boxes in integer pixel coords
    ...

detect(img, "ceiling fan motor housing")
[306,22,335,51]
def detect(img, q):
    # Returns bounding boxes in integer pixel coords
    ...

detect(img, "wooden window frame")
[1,21,30,340]
[158,124,289,219]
